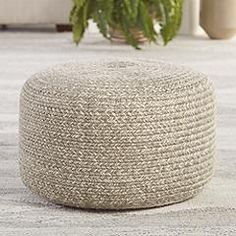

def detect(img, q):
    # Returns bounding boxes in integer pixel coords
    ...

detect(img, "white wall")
[179,0,201,35]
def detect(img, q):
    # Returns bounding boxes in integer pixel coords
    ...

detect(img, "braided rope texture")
[19,60,216,210]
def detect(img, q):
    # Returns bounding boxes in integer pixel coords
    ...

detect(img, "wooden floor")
[0,30,236,235]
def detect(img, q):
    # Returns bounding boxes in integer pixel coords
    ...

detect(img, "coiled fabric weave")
[19,60,216,210]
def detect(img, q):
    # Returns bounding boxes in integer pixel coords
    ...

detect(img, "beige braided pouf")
[19,60,216,210]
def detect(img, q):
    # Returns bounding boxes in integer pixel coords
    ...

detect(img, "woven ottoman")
[19,60,216,210]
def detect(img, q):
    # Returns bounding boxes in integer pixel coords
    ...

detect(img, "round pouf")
[19,60,216,210]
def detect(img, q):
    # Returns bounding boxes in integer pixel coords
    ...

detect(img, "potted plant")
[70,0,183,49]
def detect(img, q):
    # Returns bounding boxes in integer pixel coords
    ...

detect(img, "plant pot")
[109,27,148,44]
[200,0,236,39]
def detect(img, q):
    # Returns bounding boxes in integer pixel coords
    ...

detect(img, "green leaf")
[137,1,157,42]
[123,0,140,21]
[158,0,183,44]
[70,0,89,44]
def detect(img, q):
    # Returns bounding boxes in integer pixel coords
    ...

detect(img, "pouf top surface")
[26,60,209,100]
